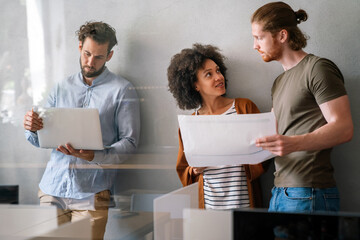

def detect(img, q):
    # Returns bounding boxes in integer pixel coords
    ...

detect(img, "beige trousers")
[38,189,110,240]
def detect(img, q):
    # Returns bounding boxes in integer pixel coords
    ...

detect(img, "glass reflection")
[0,0,180,239]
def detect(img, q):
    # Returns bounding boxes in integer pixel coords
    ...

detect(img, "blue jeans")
[268,187,340,213]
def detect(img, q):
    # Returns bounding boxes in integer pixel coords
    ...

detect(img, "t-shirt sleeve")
[309,58,347,105]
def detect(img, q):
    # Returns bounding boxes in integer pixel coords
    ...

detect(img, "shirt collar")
[80,67,110,87]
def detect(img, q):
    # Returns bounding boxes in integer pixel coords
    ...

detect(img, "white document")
[178,112,276,167]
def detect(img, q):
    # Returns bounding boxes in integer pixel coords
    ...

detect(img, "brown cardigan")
[176,98,266,209]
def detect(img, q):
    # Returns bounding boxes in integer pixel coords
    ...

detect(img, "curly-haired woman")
[167,43,267,209]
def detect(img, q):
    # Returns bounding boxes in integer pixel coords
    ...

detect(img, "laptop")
[37,108,104,150]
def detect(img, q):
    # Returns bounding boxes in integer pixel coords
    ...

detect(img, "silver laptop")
[37,108,104,150]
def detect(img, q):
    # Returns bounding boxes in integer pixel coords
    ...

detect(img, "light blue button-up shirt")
[25,67,140,199]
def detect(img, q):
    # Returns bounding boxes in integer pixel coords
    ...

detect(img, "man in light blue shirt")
[23,21,140,239]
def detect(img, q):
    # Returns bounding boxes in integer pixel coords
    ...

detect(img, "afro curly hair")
[167,43,228,110]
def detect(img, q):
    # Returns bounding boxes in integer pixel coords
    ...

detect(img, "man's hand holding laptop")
[56,144,94,162]
[24,109,43,132]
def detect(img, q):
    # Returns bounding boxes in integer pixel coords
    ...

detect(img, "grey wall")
[1,0,359,212]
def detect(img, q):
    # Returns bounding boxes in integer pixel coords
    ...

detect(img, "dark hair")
[167,43,227,110]
[76,21,117,53]
[251,1,308,50]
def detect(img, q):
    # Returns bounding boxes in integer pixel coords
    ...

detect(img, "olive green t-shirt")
[271,54,347,188]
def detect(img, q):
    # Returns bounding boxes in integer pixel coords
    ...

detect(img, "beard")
[259,51,274,62]
[79,58,106,78]
[258,40,282,62]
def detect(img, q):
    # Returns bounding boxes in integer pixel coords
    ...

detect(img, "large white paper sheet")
[178,112,276,167]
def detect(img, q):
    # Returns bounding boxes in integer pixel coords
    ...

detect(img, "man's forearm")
[298,120,353,152]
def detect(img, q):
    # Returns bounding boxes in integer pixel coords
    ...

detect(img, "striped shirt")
[196,101,250,210]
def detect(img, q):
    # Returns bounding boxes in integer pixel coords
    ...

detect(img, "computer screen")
[233,209,360,240]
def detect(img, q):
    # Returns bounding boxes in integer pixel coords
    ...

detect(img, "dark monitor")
[0,185,19,204]
[233,208,360,240]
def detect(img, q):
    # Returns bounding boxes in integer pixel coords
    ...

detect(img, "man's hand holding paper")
[256,134,299,157]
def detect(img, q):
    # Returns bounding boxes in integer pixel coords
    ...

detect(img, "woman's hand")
[192,167,206,176]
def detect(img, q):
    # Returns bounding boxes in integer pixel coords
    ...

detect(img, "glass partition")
[1,0,359,239]
[0,0,182,239]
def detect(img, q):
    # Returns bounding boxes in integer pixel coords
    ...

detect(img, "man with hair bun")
[23,21,140,239]
[251,2,353,213]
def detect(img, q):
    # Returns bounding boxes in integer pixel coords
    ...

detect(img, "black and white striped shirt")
[196,101,250,210]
